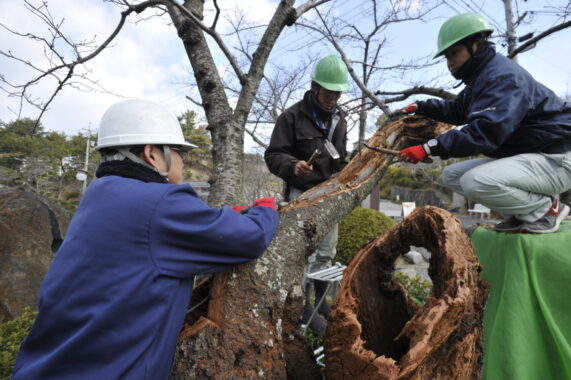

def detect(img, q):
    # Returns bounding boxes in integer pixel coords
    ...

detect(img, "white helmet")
[95,98,196,151]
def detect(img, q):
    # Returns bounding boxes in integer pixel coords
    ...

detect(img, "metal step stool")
[302,262,346,335]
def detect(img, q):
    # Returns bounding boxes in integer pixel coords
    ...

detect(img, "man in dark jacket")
[12,99,279,380]
[398,13,571,234]
[264,55,350,333]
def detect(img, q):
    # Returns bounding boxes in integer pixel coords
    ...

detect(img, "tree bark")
[171,116,454,379]
[168,0,303,205]
[324,206,489,379]
[168,0,237,205]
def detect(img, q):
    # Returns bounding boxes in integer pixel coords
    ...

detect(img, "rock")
[410,245,431,261]
[0,187,70,322]
[403,250,424,264]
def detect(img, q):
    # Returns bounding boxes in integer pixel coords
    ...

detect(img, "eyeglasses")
[169,146,189,161]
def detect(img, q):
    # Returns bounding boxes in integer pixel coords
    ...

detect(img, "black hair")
[98,145,146,158]
[461,31,491,56]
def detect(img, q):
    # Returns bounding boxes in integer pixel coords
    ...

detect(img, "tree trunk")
[324,206,489,379]
[168,0,237,205]
[168,0,298,205]
[171,116,454,379]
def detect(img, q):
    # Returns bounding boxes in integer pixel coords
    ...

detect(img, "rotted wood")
[324,206,489,380]
[171,116,455,379]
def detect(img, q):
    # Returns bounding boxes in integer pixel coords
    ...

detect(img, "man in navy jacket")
[12,99,279,380]
[398,13,571,234]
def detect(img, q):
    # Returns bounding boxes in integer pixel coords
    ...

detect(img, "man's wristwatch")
[423,139,438,155]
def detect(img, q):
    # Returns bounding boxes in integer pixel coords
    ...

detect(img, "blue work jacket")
[418,52,571,159]
[12,175,278,380]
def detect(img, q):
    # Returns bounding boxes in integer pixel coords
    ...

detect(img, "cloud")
[2,0,571,145]
[0,0,193,134]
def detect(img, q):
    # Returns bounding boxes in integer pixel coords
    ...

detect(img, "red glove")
[252,197,276,210]
[396,102,418,114]
[231,205,249,213]
[399,145,427,164]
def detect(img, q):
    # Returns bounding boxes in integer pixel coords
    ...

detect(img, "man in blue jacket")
[398,13,571,234]
[12,99,279,380]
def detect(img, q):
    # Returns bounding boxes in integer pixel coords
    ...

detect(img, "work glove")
[232,197,276,214]
[231,205,249,213]
[394,102,418,115]
[252,197,276,210]
[399,145,427,164]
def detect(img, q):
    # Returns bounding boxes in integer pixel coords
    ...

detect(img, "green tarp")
[472,221,571,380]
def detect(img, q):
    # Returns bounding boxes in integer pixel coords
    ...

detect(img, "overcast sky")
[1,0,570,151]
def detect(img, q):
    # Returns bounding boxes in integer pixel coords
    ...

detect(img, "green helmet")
[311,55,350,92]
[434,13,494,58]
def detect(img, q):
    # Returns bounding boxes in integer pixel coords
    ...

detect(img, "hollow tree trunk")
[324,206,489,379]
[171,116,454,379]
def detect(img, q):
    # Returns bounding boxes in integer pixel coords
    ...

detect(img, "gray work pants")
[288,187,339,278]
[440,152,571,222]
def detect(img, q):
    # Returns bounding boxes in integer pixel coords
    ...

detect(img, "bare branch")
[245,126,268,149]
[376,86,456,102]
[164,0,247,84]
[508,20,571,58]
[1,0,166,127]
[349,58,440,71]
[211,0,221,30]
[313,8,391,114]
[34,66,75,128]
[295,0,331,18]
[185,95,203,107]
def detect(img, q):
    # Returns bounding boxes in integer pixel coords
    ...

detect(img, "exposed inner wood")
[324,206,489,380]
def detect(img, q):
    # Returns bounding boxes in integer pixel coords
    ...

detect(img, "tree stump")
[325,206,489,380]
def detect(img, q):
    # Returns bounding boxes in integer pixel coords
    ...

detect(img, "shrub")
[394,272,433,305]
[335,207,395,265]
[305,329,325,351]
[378,166,437,200]
[0,308,37,380]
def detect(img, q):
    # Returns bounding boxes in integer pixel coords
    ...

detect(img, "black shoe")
[521,200,570,234]
[302,302,327,335]
[493,217,524,232]
[313,280,331,319]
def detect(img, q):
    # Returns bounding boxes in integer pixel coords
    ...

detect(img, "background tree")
[0,118,96,210]
[242,153,282,202]
[0,119,43,171]
[298,0,440,142]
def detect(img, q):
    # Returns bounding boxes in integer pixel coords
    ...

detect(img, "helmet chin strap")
[114,147,170,178]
